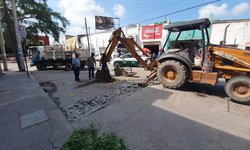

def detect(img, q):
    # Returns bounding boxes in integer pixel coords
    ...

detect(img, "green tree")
[0,0,70,71]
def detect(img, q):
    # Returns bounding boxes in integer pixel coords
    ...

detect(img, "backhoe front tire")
[225,77,250,103]
[157,60,189,89]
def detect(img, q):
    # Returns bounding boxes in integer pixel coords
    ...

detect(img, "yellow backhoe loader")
[96,18,250,104]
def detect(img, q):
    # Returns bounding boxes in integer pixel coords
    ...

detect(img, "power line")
[96,0,162,6]
[124,0,185,22]
[55,0,161,8]
[137,0,221,24]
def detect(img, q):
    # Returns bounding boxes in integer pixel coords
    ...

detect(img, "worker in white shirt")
[72,52,81,82]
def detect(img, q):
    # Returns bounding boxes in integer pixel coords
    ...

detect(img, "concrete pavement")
[0,68,72,150]
[32,66,250,150]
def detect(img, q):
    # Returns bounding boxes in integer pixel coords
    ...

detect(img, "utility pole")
[0,20,8,71]
[11,0,25,71]
[0,60,3,75]
[85,17,91,54]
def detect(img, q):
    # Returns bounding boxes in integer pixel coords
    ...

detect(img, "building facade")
[79,22,169,58]
[31,36,50,46]
[66,18,250,59]
[210,19,250,50]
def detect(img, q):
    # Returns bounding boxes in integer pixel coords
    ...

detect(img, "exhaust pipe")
[223,24,230,46]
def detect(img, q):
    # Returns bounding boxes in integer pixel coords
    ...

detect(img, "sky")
[47,0,250,37]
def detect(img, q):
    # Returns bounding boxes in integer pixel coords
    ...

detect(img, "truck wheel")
[225,77,250,103]
[53,64,59,70]
[36,62,44,70]
[65,63,72,71]
[157,60,189,89]
[81,62,85,69]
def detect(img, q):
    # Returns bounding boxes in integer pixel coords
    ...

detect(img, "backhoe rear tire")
[157,60,189,89]
[225,77,250,103]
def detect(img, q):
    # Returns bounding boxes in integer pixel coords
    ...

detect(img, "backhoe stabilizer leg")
[138,70,157,87]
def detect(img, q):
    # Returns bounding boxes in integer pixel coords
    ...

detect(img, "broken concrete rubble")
[65,82,141,121]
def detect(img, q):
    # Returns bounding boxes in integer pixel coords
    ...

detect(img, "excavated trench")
[39,80,142,122]
[65,82,142,121]
[39,81,57,96]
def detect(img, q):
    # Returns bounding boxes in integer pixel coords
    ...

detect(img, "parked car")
[111,53,149,67]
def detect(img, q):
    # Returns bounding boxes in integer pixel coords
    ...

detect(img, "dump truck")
[96,18,250,103]
[28,46,89,71]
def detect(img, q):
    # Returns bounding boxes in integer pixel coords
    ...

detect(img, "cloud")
[199,3,228,18]
[199,2,250,18]
[113,4,125,17]
[59,0,106,35]
[232,2,250,15]
[66,27,85,35]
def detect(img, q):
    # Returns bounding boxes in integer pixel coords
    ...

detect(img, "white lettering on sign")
[144,27,160,34]
[142,24,163,40]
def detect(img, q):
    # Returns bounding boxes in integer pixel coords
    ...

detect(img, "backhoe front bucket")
[95,69,115,82]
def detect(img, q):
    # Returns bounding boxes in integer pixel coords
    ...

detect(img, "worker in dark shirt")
[87,53,96,80]
[100,53,110,77]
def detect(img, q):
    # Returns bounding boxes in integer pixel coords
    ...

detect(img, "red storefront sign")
[142,24,163,40]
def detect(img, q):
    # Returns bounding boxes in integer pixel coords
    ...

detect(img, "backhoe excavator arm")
[103,28,158,85]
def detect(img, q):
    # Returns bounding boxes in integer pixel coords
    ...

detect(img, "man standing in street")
[100,53,111,78]
[72,52,81,82]
[87,53,96,80]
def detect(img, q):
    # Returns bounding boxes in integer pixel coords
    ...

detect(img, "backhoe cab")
[158,18,250,103]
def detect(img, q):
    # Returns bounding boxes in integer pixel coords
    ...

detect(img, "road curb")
[29,72,74,135]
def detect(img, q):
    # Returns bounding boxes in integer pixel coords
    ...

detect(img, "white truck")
[28,46,90,71]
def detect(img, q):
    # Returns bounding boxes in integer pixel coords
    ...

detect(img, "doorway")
[143,44,159,58]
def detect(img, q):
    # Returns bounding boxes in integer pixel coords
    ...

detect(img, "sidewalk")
[0,70,72,150]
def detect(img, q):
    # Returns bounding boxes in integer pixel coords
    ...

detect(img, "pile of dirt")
[114,66,137,77]
[65,82,141,121]
[95,69,116,82]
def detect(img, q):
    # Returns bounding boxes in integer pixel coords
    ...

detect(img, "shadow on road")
[181,81,227,98]
[76,85,250,150]
[37,66,101,71]
[179,81,250,106]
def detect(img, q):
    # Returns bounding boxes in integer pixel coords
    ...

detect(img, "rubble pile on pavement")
[65,82,141,121]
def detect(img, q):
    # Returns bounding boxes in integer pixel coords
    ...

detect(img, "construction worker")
[32,50,41,65]
[100,53,110,77]
[72,52,81,82]
[87,53,96,80]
